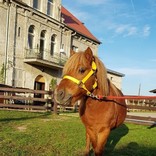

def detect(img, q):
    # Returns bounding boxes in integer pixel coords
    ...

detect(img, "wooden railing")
[126,99,156,111]
[0,87,156,125]
[125,99,156,126]
[0,87,57,113]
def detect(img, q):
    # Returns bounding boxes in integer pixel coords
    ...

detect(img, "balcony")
[24,48,68,70]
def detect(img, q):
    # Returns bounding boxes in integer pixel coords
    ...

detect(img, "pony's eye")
[79,67,86,74]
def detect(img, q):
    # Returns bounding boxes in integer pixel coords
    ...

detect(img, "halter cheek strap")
[63,61,97,95]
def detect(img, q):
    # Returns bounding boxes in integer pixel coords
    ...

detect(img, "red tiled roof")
[61,6,101,44]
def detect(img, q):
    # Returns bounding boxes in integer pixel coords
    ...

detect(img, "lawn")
[0,110,155,156]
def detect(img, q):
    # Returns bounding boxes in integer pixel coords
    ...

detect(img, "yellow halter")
[63,61,97,95]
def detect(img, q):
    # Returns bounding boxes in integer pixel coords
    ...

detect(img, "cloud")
[142,25,151,37]
[125,26,138,36]
[115,25,128,34]
[63,0,151,39]
[108,23,138,37]
[106,23,151,38]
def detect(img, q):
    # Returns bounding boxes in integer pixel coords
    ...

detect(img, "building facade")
[0,0,124,91]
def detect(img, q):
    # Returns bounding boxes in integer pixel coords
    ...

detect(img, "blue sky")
[62,0,156,95]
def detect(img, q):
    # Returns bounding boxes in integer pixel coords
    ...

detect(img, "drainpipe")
[4,1,11,84]
[12,4,17,87]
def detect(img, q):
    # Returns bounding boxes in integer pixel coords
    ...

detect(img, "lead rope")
[87,93,156,100]
[87,93,108,100]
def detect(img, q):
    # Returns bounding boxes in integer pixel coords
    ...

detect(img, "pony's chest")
[80,99,115,126]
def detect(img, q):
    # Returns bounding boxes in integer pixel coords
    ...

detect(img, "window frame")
[50,34,56,56]
[39,30,46,56]
[28,25,35,50]
[33,0,41,10]
[47,0,54,17]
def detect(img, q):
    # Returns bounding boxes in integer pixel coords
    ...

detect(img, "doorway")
[34,75,45,105]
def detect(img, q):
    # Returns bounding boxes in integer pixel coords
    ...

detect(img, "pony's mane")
[63,52,91,76]
[94,56,109,96]
[63,52,120,96]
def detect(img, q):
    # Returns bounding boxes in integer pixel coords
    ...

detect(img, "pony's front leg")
[94,128,111,156]
[84,132,90,156]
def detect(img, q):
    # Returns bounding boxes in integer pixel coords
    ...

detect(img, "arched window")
[33,0,40,10]
[47,0,54,16]
[50,34,56,56]
[40,30,46,56]
[28,25,35,49]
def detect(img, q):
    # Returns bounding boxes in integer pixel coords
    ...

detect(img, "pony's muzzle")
[57,89,65,100]
[55,88,72,105]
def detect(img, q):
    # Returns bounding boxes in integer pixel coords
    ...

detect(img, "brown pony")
[55,47,127,156]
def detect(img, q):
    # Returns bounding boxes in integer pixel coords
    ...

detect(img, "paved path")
[127,112,156,118]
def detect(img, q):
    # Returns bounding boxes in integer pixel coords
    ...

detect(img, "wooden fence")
[58,99,156,126]
[0,86,155,126]
[125,99,156,126]
[0,87,57,113]
[126,99,156,111]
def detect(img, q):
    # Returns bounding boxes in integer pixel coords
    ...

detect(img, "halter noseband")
[63,61,97,96]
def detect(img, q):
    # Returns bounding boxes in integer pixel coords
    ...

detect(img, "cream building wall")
[0,0,100,91]
[107,70,125,90]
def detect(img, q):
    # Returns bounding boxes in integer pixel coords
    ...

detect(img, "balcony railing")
[25,48,68,67]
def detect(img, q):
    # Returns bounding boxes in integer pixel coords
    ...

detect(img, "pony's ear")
[84,47,93,62]
[70,49,76,57]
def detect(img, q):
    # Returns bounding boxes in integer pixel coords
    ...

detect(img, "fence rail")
[125,99,156,126]
[127,104,156,111]
[0,87,57,112]
[0,86,156,125]
[125,115,156,126]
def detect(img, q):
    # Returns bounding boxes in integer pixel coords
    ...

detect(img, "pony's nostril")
[58,89,65,100]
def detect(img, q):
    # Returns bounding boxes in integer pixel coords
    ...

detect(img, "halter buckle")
[78,80,83,88]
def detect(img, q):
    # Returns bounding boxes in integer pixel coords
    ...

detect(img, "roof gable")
[61,6,100,43]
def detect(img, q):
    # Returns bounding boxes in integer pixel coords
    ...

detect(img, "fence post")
[53,99,57,115]
[50,90,57,114]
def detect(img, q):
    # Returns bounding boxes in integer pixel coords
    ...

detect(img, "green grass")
[0,110,155,156]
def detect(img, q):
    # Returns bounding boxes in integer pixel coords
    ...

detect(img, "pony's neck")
[93,78,110,96]
[93,79,120,97]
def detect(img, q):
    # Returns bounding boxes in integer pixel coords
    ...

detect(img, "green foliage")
[0,63,5,83]
[49,78,57,91]
[0,110,156,156]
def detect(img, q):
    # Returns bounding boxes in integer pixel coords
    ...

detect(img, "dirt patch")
[16,125,27,132]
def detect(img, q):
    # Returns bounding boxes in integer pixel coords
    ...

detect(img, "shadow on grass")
[103,124,156,156]
[104,142,156,156]
[87,124,129,156]
[148,123,156,129]
[106,124,129,152]
[0,111,51,122]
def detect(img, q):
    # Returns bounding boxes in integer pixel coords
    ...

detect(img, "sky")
[62,0,156,95]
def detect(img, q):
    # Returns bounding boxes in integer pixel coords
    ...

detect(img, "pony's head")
[55,47,109,105]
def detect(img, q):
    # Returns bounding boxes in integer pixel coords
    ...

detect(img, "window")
[28,25,35,49]
[18,27,21,37]
[50,34,56,55]
[40,30,46,56]
[33,0,40,10]
[47,0,54,16]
